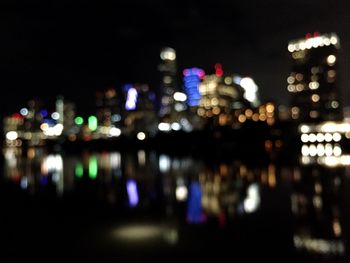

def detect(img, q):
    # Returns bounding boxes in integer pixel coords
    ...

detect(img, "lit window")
[296,73,303,81]
[287,76,295,84]
[224,77,232,85]
[287,85,296,92]
[245,109,253,118]
[328,70,336,78]
[291,107,299,114]
[311,94,320,102]
[288,44,295,52]
[330,36,338,45]
[296,84,304,91]
[238,115,246,123]
[327,55,336,66]
[309,81,319,90]
[291,107,299,119]
[310,110,319,118]
[331,101,339,108]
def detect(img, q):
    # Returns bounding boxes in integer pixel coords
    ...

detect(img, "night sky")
[2,0,350,115]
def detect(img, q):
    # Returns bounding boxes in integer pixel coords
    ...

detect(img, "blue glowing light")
[233,76,242,85]
[122,84,133,92]
[43,119,55,125]
[149,92,156,102]
[183,68,204,107]
[126,179,139,207]
[187,182,206,224]
[111,114,121,122]
[40,176,49,186]
[125,86,138,111]
[40,110,48,118]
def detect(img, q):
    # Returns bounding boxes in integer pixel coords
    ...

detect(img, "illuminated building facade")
[197,69,250,127]
[158,47,178,116]
[123,83,158,136]
[96,87,122,128]
[287,32,342,123]
[299,122,350,167]
[183,67,205,107]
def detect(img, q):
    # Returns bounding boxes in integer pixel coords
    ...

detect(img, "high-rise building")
[122,83,158,136]
[158,47,178,117]
[183,67,205,107]
[96,87,122,128]
[287,32,342,123]
[197,66,251,127]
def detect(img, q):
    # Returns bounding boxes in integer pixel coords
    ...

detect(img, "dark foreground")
[0,147,349,262]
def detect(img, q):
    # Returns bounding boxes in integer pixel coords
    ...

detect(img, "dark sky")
[2,0,350,115]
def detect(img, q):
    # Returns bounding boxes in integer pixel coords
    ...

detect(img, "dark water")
[1,147,349,262]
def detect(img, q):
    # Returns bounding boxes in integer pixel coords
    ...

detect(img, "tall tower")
[287,32,342,123]
[158,47,177,116]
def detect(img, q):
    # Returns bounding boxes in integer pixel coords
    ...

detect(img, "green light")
[74,116,84,125]
[88,116,98,131]
[89,156,98,179]
[75,163,84,178]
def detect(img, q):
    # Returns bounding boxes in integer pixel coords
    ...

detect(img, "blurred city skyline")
[2,0,350,115]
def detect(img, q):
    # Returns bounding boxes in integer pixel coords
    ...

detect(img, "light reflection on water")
[2,147,349,258]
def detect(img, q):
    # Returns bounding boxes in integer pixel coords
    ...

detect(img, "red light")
[12,113,22,119]
[314,31,320,37]
[198,70,205,79]
[216,70,223,77]
[305,33,312,39]
[215,63,223,77]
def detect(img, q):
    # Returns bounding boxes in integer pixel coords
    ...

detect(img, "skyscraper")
[158,47,178,117]
[287,32,342,123]
[197,66,251,127]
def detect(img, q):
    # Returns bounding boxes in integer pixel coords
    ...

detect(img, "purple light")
[127,179,139,207]
[198,69,205,79]
[183,69,190,76]
[125,87,138,111]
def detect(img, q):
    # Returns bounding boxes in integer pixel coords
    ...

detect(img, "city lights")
[6,131,18,141]
[171,122,181,131]
[240,77,259,106]
[88,116,98,131]
[109,127,121,137]
[20,108,28,116]
[88,156,98,179]
[327,54,336,66]
[75,163,84,178]
[74,116,84,125]
[243,183,260,213]
[125,86,138,111]
[288,33,339,52]
[158,122,171,132]
[51,112,60,120]
[183,67,203,107]
[136,132,146,141]
[173,92,187,102]
[2,8,350,261]
[176,185,188,201]
[126,179,139,207]
[160,47,176,61]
